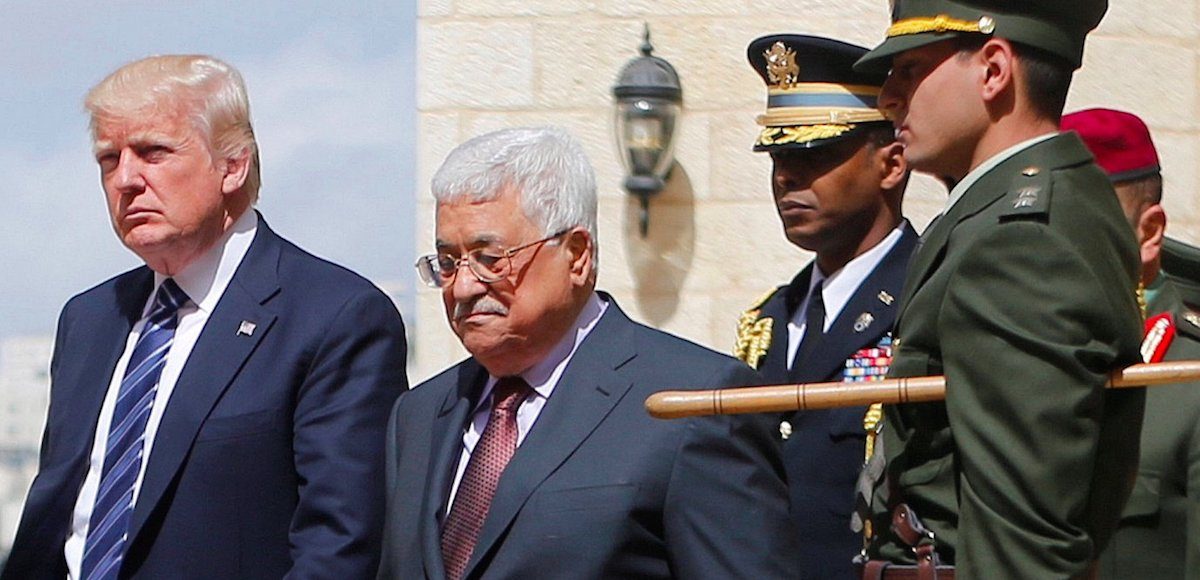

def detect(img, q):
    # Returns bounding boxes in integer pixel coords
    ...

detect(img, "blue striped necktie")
[81,279,189,580]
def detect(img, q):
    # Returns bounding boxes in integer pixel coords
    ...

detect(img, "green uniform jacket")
[865,133,1146,578]
[1098,280,1200,579]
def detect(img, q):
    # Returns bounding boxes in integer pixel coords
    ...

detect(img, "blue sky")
[0,1,417,338]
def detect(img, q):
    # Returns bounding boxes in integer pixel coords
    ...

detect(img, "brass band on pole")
[644,360,1200,420]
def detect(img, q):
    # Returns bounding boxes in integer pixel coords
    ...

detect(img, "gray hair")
[85,54,262,201]
[431,127,598,246]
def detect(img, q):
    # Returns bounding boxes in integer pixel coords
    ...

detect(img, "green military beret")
[1163,237,1200,309]
[856,0,1108,73]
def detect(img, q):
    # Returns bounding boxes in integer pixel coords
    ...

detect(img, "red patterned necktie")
[441,377,531,580]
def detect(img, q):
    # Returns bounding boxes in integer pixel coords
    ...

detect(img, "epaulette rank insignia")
[1001,165,1052,220]
[1141,312,1176,363]
[1181,311,1200,339]
[734,288,778,369]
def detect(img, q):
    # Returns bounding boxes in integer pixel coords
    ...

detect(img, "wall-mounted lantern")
[612,25,682,237]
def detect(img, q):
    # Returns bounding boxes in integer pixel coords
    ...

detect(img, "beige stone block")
[1071,38,1198,131]
[416,112,460,202]
[594,0,749,17]
[536,20,646,110]
[459,0,591,17]
[419,22,536,110]
[709,110,773,202]
[1156,131,1200,225]
[1096,0,1199,39]
[670,113,712,201]
[745,0,892,47]
[690,200,809,294]
[419,0,453,17]
[652,19,779,110]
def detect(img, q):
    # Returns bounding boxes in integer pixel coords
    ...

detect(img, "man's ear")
[978,38,1016,104]
[221,147,252,195]
[565,228,594,287]
[878,141,908,190]
[1137,203,1166,267]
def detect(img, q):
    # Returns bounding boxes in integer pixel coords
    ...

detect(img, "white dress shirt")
[786,223,907,370]
[64,210,258,579]
[445,292,608,512]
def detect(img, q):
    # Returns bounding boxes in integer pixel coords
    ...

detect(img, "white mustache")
[454,298,508,320]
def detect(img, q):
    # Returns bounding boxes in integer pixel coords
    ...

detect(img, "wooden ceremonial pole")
[644,360,1200,419]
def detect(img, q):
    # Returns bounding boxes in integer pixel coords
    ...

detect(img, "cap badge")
[978,15,996,34]
[1013,186,1040,209]
[764,42,800,90]
[878,290,894,306]
[854,312,875,333]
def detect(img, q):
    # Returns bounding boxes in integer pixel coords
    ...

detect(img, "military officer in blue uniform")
[733,34,916,579]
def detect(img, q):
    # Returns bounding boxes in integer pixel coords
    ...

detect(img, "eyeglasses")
[415,229,571,288]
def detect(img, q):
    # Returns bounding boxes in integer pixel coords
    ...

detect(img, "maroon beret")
[1062,108,1160,183]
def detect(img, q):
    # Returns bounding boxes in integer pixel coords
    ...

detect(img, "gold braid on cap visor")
[755,82,887,146]
[886,14,996,36]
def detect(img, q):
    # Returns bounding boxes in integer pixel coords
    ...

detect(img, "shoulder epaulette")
[733,287,780,368]
[1000,164,1053,220]
[1178,309,1200,341]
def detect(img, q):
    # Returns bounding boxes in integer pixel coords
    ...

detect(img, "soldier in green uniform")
[1062,107,1200,580]
[852,1,1146,577]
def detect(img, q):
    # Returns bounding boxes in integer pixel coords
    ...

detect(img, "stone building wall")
[412,0,1200,381]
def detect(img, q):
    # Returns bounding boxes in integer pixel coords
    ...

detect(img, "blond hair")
[85,54,261,200]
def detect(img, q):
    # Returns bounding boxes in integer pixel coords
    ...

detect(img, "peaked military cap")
[856,0,1108,73]
[1062,108,1160,183]
[748,34,890,151]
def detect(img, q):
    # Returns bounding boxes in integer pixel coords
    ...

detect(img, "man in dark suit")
[733,34,915,579]
[852,1,1146,577]
[1063,108,1200,580]
[2,55,408,579]
[378,126,795,579]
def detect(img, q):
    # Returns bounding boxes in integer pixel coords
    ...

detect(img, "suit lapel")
[422,362,486,580]
[55,270,153,486]
[461,300,637,579]
[128,219,281,542]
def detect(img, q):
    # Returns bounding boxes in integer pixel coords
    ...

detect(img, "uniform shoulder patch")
[1141,312,1176,363]
[1000,165,1053,220]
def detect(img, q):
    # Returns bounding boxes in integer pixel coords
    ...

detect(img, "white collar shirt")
[786,223,907,370]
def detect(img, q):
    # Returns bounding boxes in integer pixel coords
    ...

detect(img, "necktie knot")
[154,278,190,315]
[492,377,531,414]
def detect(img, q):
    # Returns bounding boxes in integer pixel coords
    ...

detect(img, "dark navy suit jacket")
[753,223,917,579]
[378,297,798,579]
[2,216,409,579]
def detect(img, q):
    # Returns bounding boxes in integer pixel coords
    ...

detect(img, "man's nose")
[449,259,487,302]
[111,150,146,192]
